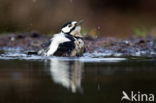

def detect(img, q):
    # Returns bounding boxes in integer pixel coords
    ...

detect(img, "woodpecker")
[38,20,85,56]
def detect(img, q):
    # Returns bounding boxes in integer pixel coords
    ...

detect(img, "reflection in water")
[47,58,83,93]
[0,59,156,103]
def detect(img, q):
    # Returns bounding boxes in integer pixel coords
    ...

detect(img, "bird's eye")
[68,24,72,27]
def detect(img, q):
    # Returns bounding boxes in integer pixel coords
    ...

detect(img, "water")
[0,49,156,103]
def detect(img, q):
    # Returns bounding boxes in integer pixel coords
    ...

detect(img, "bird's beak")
[77,20,84,26]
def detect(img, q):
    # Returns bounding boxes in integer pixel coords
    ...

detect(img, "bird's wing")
[41,40,52,48]
[53,41,75,56]
[37,39,52,55]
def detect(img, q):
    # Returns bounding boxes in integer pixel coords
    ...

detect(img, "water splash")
[0,48,126,62]
[1,47,155,62]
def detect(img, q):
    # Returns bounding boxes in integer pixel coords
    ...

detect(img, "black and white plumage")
[38,21,85,56]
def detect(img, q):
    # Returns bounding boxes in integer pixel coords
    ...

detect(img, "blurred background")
[1,0,156,37]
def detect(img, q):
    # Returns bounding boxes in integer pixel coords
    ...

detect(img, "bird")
[38,20,85,56]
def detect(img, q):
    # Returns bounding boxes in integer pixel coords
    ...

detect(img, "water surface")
[0,49,156,103]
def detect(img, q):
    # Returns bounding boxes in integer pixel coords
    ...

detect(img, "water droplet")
[70,0,73,3]
[10,37,15,41]
[32,0,37,3]
[98,84,100,91]
[97,26,101,30]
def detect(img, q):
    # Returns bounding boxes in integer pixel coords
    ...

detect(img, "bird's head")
[61,20,83,37]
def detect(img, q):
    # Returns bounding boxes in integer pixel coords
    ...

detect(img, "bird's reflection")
[47,58,84,93]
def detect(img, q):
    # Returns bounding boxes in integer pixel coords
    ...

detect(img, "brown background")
[1,0,156,37]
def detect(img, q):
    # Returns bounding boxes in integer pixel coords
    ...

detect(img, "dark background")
[1,0,156,37]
